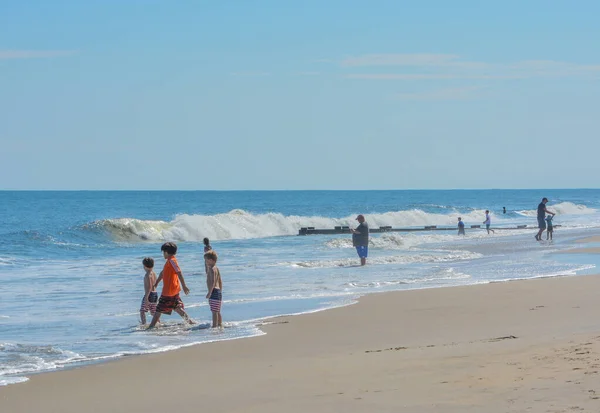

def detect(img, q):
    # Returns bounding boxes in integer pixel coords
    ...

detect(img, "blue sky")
[1,0,599,190]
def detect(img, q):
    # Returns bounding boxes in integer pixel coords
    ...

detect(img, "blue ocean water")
[1,189,600,385]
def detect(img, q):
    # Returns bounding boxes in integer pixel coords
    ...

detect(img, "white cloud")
[346,74,521,80]
[294,71,320,76]
[341,54,600,80]
[395,86,481,101]
[343,54,459,67]
[230,72,271,77]
[0,50,75,59]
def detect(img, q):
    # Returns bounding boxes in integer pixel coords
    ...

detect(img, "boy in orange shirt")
[148,242,193,329]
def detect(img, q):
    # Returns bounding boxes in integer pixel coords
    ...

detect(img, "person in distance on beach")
[148,242,193,329]
[350,214,369,266]
[458,217,465,236]
[203,237,212,274]
[203,237,212,253]
[535,198,555,241]
[483,210,495,234]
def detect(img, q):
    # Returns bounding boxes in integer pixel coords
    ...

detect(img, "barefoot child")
[545,215,554,240]
[139,257,158,325]
[204,250,222,328]
[148,242,193,329]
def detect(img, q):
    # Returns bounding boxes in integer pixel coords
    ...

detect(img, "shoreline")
[3,268,600,411]
[2,244,598,388]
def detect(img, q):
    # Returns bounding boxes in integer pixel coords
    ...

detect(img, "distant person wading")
[536,198,555,241]
[350,214,369,266]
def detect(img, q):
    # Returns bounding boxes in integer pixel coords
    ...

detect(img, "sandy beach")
[3,255,600,412]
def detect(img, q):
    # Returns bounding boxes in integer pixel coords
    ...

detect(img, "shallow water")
[1,189,599,385]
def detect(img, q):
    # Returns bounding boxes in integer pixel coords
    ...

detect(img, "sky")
[1,0,599,190]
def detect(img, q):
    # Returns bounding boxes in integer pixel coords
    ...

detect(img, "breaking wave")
[516,202,595,217]
[83,202,595,242]
[85,208,499,242]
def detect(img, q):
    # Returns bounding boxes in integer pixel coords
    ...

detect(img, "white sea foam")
[92,203,598,243]
[324,229,535,251]
[0,377,29,386]
[516,202,596,217]
[90,208,508,242]
[0,343,86,381]
[325,233,410,250]
[345,268,471,288]
[283,250,483,269]
[0,257,16,266]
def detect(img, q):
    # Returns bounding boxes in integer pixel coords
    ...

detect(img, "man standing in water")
[536,197,555,241]
[350,214,369,266]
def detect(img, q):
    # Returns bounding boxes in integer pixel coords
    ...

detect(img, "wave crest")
[85,202,594,242]
[516,202,596,217]
[86,208,498,242]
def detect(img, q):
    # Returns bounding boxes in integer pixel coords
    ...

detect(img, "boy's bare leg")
[212,312,218,328]
[217,313,222,328]
[140,311,146,325]
[174,307,195,324]
[147,312,161,329]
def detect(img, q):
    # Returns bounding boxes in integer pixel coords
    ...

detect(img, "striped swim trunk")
[156,294,184,315]
[140,292,158,314]
[209,288,222,313]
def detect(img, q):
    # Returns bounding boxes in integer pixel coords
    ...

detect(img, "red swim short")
[156,294,184,315]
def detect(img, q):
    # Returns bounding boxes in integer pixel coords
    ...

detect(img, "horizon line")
[1,188,598,192]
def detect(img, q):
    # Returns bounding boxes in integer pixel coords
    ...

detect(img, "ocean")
[1,189,600,386]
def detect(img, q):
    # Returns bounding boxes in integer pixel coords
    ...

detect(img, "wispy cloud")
[341,54,600,80]
[230,72,271,77]
[395,86,481,101]
[294,71,320,76]
[346,74,521,80]
[0,50,76,60]
[343,54,475,68]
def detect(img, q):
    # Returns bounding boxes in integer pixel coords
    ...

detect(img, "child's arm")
[153,271,164,290]
[176,271,190,295]
[206,269,217,299]
[216,267,222,291]
[206,268,215,293]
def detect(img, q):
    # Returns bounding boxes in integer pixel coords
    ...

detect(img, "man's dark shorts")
[538,218,546,230]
